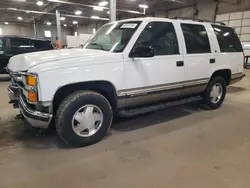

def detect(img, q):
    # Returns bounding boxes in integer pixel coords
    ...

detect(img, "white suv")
[7,17,245,147]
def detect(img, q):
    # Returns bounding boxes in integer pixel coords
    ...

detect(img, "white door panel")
[123,21,184,90]
[124,55,184,89]
[184,54,215,81]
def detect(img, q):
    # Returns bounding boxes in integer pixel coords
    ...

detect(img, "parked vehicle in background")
[242,42,250,68]
[7,17,245,147]
[0,36,53,73]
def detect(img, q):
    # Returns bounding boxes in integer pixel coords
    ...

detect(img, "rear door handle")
[210,58,216,64]
[176,61,184,67]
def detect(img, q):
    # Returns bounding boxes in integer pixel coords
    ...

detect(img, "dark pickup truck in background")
[0,36,53,73]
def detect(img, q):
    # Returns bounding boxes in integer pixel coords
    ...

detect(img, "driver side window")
[133,22,179,56]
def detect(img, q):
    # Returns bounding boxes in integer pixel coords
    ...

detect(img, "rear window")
[212,25,243,53]
[181,23,211,54]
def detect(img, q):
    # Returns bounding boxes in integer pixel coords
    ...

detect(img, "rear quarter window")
[32,40,53,50]
[212,25,243,53]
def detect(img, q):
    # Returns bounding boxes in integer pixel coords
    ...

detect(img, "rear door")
[180,23,215,95]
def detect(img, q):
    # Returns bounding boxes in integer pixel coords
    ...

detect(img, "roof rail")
[171,17,226,26]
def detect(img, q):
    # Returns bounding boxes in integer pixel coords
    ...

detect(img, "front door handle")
[210,58,216,64]
[176,61,184,67]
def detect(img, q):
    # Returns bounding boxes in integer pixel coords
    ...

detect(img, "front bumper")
[19,96,53,129]
[8,84,19,103]
[8,85,53,129]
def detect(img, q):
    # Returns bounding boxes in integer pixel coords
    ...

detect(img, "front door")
[122,21,185,108]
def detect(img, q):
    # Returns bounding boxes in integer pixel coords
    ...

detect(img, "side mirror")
[129,46,155,58]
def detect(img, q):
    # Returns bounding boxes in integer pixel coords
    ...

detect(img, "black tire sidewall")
[56,92,113,147]
[204,76,227,109]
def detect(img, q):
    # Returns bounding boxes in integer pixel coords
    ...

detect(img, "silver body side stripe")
[117,78,209,97]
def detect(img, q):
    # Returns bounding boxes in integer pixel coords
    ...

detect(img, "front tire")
[55,91,113,147]
[203,76,227,110]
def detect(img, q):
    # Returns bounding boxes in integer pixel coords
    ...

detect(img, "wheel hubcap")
[210,83,223,104]
[72,105,103,137]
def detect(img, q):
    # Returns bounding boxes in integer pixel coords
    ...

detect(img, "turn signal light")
[27,75,37,86]
[28,92,38,102]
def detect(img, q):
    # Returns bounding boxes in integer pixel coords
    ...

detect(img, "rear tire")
[55,91,113,147]
[203,76,227,110]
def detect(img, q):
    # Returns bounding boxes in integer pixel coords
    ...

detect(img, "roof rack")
[171,17,226,26]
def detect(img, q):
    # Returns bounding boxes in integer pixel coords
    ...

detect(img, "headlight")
[12,72,39,103]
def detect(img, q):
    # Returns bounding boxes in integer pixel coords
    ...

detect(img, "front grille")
[9,71,28,104]
[9,71,26,88]
[8,70,38,105]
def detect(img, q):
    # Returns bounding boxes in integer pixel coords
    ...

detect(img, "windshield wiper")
[89,43,105,50]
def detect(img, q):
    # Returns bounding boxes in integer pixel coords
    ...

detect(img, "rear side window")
[181,23,211,54]
[212,25,243,53]
[0,38,4,52]
[10,38,31,50]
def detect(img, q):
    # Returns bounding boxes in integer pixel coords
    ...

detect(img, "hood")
[7,48,111,72]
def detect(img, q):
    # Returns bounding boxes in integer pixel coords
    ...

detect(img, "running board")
[118,96,202,118]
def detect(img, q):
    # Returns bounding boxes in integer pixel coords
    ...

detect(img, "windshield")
[85,21,141,53]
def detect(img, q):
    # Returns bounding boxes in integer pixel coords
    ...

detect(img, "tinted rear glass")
[0,38,4,51]
[10,38,29,47]
[32,40,53,50]
[181,23,211,54]
[10,38,32,50]
[212,25,243,53]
